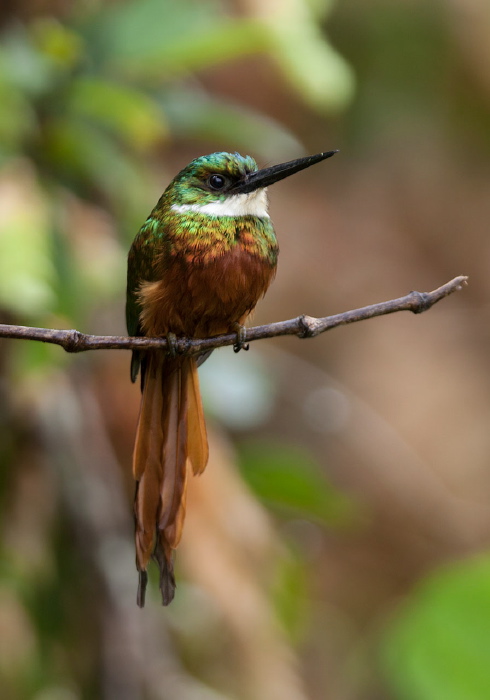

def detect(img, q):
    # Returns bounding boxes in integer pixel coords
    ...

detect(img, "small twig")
[0,276,468,355]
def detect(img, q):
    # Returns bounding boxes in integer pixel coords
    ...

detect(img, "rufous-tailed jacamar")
[126,150,337,606]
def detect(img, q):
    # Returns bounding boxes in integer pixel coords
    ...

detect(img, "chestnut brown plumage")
[126,150,337,605]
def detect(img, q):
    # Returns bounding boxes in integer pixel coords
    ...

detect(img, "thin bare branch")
[0,275,468,355]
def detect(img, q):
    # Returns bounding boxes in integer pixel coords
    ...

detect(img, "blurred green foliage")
[238,437,357,641]
[0,0,352,337]
[262,0,354,111]
[0,2,356,698]
[271,542,311,644]
[238,439,355,527]
[381,554,490,700]
[3,2,488,699]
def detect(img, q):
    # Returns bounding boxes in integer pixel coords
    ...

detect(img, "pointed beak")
[229,150,338,195]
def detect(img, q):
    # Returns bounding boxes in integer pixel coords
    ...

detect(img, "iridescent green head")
[164,150,339,217]
[168,152,259,207]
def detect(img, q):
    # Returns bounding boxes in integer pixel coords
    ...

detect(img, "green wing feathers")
[126,216,167,381]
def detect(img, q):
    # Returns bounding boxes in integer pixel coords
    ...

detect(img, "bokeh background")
[1,1,490,699]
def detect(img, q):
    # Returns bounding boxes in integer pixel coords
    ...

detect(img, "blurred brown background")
[1,1,490,699]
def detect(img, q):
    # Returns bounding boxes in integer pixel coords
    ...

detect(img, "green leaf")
[42,118,152,218]
[66,77,167,149]
[381,554,490,700]
[82,0,267,76]
[237,440,355,527]
[272,28,355,112]
[132,19,267,78]
[31,18,84,70]
[271,548,310,643]
[0,166,55,317]
[0,26,59,97]
[259,0,355,112]
[82,0,220,64]
[161,88,302,161]
[0,80,35,160]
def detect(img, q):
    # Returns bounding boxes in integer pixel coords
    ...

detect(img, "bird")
[126,149,337,607]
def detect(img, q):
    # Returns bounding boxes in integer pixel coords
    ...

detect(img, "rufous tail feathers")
[132,352,208,607]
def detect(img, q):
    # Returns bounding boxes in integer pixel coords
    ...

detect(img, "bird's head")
[166,150,338,218]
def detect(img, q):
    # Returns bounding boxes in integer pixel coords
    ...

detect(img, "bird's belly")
[138,247,276,338]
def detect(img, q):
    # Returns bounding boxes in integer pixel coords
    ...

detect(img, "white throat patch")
[171,189,269,218]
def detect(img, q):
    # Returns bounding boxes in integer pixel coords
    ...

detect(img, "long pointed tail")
[132,351,208,606]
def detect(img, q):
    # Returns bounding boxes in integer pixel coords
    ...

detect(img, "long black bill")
[230,150,338,195]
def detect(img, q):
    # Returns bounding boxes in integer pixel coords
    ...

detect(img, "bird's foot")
[166,332,178,358]
[233,324,250,353]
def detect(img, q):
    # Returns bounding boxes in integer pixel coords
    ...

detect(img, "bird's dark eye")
[208,174,227,190]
